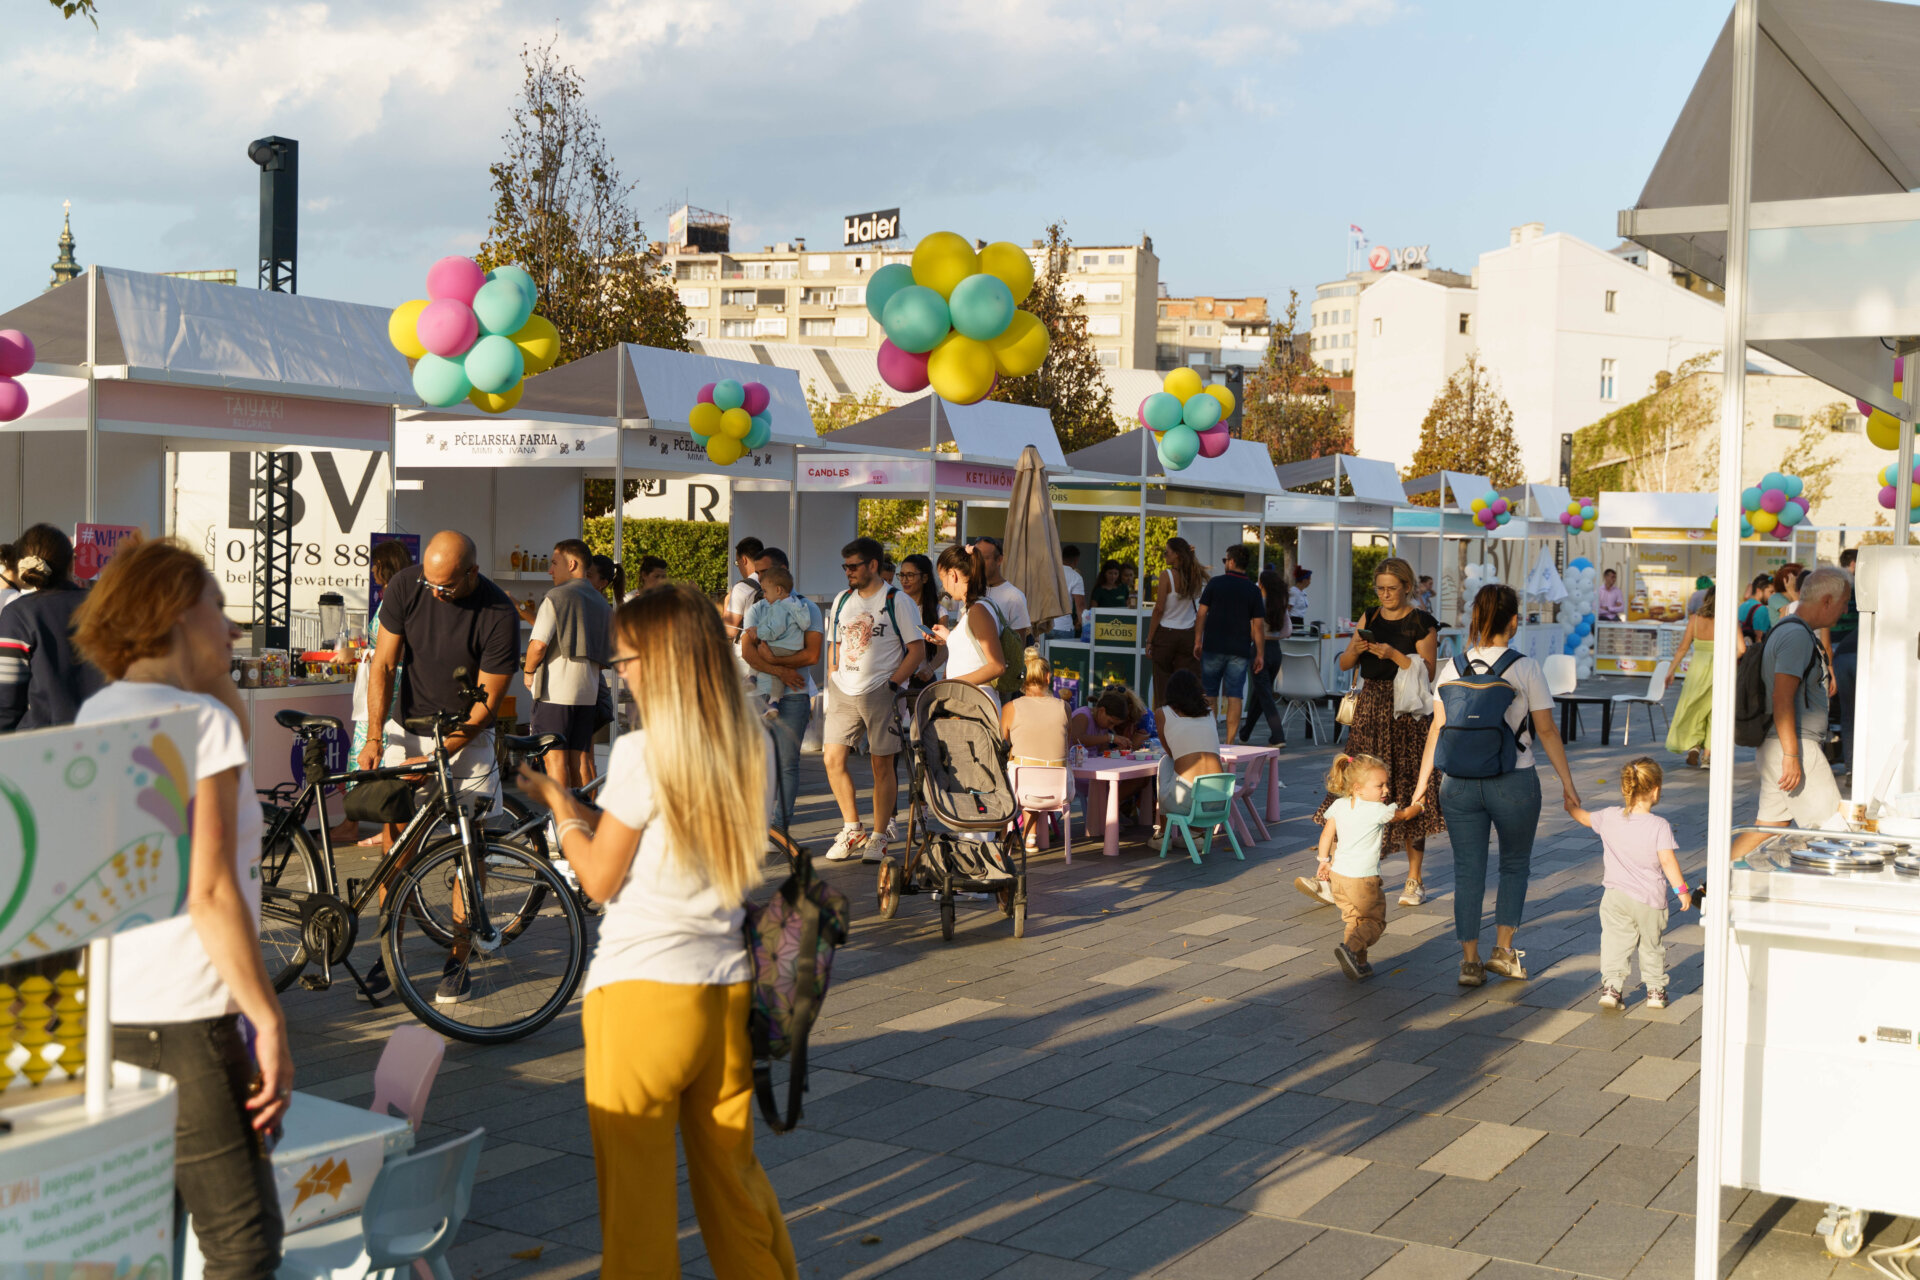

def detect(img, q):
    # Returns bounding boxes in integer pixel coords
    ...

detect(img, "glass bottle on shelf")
[511,545,523,571]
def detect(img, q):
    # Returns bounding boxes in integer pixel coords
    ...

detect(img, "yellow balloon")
[512,313,560,374]
[468,382,524,414]
[1163,367,1204,402]
[927,332,997,404]
[912,231,980,299]
[688,402,724,437]
[1470,498,1487,512]
[1749,509,1778,534]
[719,406,753,439]
[986,309,1050,377]
[706,435,745,466]
[978,241,1036,304]
[389,299,429,360]
[1868,407,1904,450]
[1203,383,1236,420]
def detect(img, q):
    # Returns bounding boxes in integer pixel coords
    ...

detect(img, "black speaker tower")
[248,136,298,293]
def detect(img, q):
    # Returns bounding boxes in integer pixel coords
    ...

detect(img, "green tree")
[1404,353,1524,503]
[1778,402,1849,511]
[991,222,1118,455]
[805,381,956,556]
[46,0,97,21]
[1240,291,1351,484]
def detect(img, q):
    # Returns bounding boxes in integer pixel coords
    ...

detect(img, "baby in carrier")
[741,564,812,719]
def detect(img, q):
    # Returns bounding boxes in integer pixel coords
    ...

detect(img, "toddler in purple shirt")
[1566,758,1692,1010]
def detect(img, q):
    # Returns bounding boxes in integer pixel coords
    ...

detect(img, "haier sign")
[843,208,901,246]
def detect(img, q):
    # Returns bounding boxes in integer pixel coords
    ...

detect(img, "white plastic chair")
[370,1025,445,1132]
[276,1128,486,1280]
[1011,764,1073,864]
[1610,660,1672,745]
[1275,641,1335,745]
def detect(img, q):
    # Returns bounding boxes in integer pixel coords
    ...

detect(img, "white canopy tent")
[1263,455,1409,652]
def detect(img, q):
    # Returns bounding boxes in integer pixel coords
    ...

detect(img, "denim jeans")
[114,1015,283,1279]
[766,691,812,832]
[1832,635,1857,773]
[1440,768,1542,943]
[1240,638,1286,742]
[1200,651,1250,700]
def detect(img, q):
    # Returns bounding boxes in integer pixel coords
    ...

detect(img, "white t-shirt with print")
[830,585,912,696]
[77,682,263,1024]
[587,732,751,992]
[987,580,1030,631]
[1434,646,1555,771]
[1052,566,1086,634]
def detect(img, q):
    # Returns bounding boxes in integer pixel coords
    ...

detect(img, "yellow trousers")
[584,980,798,1280]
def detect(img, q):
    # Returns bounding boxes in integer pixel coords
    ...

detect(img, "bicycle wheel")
[259,811,322,992]
[487,791,549,858]
[404,833,554,945]
[382,838,586,1043]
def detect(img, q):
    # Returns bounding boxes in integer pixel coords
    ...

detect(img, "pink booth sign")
[798,455,1019,497]
[97,380,391,445]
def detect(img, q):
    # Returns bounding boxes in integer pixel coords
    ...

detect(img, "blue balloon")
[881,285,952,354]
[743,417,772,450]
[473,278,535,338]
[1142,391,1184,432]
[947,273,1016,342]
[1580,506,1595,520]
[866,263,917,324]
[1570,557,1592,571]
[1783,474,1804,498]
[1158,424,1201,469]
[486,264,539,313]
[712,379,746,411]
[1778,502,1804,527]
[463,334,525,394]
[1181,392,1223,431]
[412,353,471,407]
[1741,486,1763,511]
[1762,471,1787,493]
[1583,613,1597,628]
[1496,511,1511,525]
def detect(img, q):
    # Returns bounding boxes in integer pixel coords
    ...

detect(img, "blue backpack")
[1434,650,1530,779]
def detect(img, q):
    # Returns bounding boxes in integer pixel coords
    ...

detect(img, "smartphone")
[1357,629,1374,642]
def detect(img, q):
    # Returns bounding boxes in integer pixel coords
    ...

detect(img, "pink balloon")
[0,330,34,378]
[1881,485,1898,510]
[877,339,930,393]
[416,299,478,358]
[425,256,486,305]
[1759,488,1787,514]
[1137,397,1150,428]
[0,377,25,423]
[1773,525,1792,540]
[1490,498,1508,516]
[696,382,716,404]
[742,381,771,416]
[1196,426,1230,458]
[1899,355,1907,382]
[1859,398,1875,417]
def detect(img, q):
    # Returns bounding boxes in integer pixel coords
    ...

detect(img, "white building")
[1352,222,1726,481]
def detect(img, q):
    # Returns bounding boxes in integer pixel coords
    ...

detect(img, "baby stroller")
[876,680,1029,940]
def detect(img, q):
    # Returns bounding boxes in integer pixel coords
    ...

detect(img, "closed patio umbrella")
[1003,443,1071,630]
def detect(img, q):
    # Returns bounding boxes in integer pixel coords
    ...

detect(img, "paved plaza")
[281,686,1905,1280]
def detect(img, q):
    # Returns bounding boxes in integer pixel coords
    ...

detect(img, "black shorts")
[531,700,598,752]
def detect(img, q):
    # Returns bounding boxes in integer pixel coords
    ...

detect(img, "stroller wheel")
[939,892,956,941]
[877,857,900,920]
[1012,901,1026,938]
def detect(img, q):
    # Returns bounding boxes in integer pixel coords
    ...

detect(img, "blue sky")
[0,1,1731,316]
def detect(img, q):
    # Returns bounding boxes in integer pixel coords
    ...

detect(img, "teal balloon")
[1580,505,1595,520]
[1762,471,1787,492]
[472,278,535,337]
[690,430,711,446]
[880,285,952,354]
[1142,391,1183,431]
[412,353,472,407]
[744,417,772,450]
[463,334,525,394]
[947,273,1015,341]
[1181,392,1223,431]
[1782,474,1804,498]
[712,379,746,411]
[1740,486,1762,510]
[1497,511,1512,525]
[1740,517,1755,538]
[866,263,916,324]
[1158,424,1201,469]
[1777,502,1804,526]
[487,264,539,312]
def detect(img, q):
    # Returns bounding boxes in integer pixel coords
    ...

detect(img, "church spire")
[48,201,80,290]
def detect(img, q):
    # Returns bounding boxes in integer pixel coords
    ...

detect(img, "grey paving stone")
[1513,1082,1626,1136]
[1214,1089,1344,1145]
[1539,1201,1678,1280]
[1378,1175,1517,1249]
[881,996,1007,1032]
[1443,1077,1557,1126]
[920,1045,1052,1090]
[1256,1226,1405,1280]
[1030,1061,1164,1111]
[1093,1067,1223,1122]
[956,1174,1106,1245]
[1222,943,1313,971]
[832,1083,976,1143]
[1602,1056,1699,1101]
[1365,1241,1495,1280]
[1092,957,1191,986]
[977,1053,1107,1101]
[1149,1137,1297,1204]
[1230,1150,1369,1218]
[1321,1060,1439,1105]
[1456,1187,1596,1264]
[1418,1122,1544,1181]
[1484,1041,1577,1083]
[1005,1185,1176,1258]
[1583,1095,1693,1148]
[953,1105,1101,1165]
[1299,1162,1441,1233]
[1172,913,1259,935]
[983,1254,1108,1280]
[1624,1211,1695,1280]
[867,1234,1029,1280]
[1020,1116,1165,1179]
[1155,1215,1321,1280]
[1289,1101,1421,1156]
[871,1035,1019,1082]
[1079,1198,1243,1270]
[1569,1145,1691,1210]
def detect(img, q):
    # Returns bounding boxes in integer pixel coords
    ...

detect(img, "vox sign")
[1367,244,1430,272]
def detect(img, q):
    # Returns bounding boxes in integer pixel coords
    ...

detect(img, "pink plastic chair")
[370,1024,446,1132]
[1011,765,1074,864]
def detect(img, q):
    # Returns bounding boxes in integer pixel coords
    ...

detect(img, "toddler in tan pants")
[1315,754,1425,980]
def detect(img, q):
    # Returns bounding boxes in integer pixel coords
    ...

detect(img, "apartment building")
[1154,293,1270,370]
[1308,264,1472,374]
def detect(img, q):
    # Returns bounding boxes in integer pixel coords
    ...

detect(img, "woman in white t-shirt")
[1154,669,1225,832]
[1413,584,1582,990]
[516,584,796,1277]
[930,544,1007,701]
[72,538,291,1276]
[1146,537,1208,723]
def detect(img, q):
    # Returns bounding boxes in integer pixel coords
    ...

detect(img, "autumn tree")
[1241,291,1352,483]
[992,222,1118,455]
[1778,402,1848,510]
[1404,354,1524,503]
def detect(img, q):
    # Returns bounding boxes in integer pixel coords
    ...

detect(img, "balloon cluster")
[1137,368,1235,470]
[0,329,32,423]
[870,233,1050,404]
[1856,356,1914,451]
[389,257,561,413]
[1559,557,1599,678]
[1469,490,1512,530]
[1876,460,1920,521]
[688,380,772,467]
[1559,498,1596,533]
[1458,563,1503,627]
[1739,472,1807,541]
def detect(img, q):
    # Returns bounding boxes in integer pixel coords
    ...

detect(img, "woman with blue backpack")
[1412,584,1582,988]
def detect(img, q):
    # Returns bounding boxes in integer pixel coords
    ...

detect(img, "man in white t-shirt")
[972,536,1031,636]
[721,536,764,642]
[824,537,925,863]
[1052,545,1087,636]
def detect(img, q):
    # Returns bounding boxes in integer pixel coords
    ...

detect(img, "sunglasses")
[423,568,472,598]
[842,560,873,573]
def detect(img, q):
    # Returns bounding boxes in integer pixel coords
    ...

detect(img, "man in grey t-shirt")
[1734,566,1849,857]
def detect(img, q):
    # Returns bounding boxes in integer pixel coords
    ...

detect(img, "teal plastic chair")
[1159,773,1242,865]
[277,1128,486,1280]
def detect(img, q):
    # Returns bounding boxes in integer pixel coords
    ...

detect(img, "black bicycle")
[258,707,587,1044]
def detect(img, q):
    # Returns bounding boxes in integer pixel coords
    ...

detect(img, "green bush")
[582,517,731,596]
[1352,545,1390,617]
[1099,515,1178,598]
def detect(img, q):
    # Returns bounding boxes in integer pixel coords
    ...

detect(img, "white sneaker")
[825,824,867,862]
[863,821,898,864]
[1398,879,1426,907]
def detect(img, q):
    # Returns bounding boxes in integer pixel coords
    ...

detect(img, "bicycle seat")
[503,733,567,758]
[274,710,343,736]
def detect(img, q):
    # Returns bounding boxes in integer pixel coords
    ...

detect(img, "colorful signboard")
[71,523,141,581]
[394,422,617,467]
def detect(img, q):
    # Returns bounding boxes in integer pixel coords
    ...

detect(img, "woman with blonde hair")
[517,584,796,1278]
[1146,536,1208,721]
[1308,555,1443,908]
[1002,650,1069,767]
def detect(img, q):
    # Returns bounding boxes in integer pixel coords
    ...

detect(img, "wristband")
[556,818,592,842]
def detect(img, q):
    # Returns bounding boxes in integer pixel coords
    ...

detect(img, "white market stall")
[1620,3,1920,1271]
[1266,454,1410,687]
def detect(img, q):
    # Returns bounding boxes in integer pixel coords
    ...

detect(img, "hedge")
[582,517,731,596]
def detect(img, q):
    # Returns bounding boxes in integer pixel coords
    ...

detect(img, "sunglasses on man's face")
[842,560,873,573]
[424,568,472,597]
